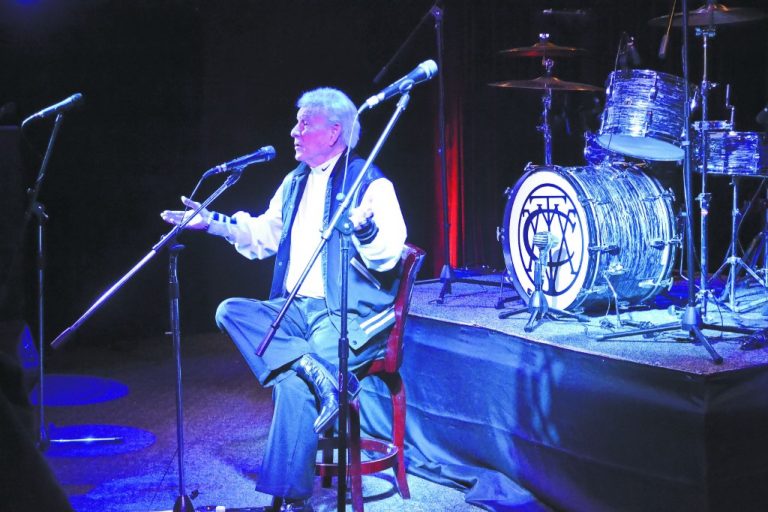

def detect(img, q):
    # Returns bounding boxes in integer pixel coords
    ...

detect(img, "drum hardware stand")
[498,232,586,332]
[495,220,521,309]
[713,177,768,312]
[694,16,721,315]
[597,0,756,363]
[538,57,555,166]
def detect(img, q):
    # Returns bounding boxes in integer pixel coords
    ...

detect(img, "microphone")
[627,37,642,67]
[203,146,276,177]
[541,8,589,18]
[658,34,670,60]
[658,0,676,60]
[532,231,560,252]
[756,103,768,127]
[22,93,84,126]
[363,59,438,109]
[619,35,642,69]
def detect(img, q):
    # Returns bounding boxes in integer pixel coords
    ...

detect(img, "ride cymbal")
[649,2,766,27]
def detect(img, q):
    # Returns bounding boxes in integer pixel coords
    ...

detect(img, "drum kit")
[492,2,768,335]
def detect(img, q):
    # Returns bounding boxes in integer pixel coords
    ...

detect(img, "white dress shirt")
[207,154,407,297]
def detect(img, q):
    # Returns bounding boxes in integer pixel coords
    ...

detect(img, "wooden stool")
[315,243,425,512]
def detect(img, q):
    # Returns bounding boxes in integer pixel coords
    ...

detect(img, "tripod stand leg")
[596,322,679,341]
[524,308,544,333]
[689,325,722,364]
[499,306,529,320]
[437,264,453,303]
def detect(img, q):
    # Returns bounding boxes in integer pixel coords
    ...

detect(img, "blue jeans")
[216,295,386,499]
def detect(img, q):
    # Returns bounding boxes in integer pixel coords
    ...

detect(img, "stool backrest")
[382,243,426,373]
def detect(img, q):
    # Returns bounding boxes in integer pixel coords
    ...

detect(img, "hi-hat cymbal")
[499,40,587,58]
[489,76,602,92]
[649,2,766,27]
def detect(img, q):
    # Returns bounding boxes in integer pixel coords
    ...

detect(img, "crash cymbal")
[489,76,602,92]
[649,2,766,27]
[499,40,587,58]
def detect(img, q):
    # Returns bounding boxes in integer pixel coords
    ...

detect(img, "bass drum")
[501,164,677,312]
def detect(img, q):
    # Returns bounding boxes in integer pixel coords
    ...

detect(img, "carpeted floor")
[33,273,768,511]
[40,331,484,512]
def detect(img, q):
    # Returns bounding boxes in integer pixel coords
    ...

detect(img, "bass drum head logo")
[504,168,590,311]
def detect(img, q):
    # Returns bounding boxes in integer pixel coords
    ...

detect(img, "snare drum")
[597,69,689,162]
[501,163,677,311]
[694,130,768,176]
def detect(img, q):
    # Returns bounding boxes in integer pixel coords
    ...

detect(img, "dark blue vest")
[269,153,402,348]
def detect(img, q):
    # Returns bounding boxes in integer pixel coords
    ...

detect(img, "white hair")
[296,87,361,149]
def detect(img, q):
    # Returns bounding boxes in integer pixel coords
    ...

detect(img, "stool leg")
[389,375,410,499]
[350,399,364,512]
[321,430,334,488]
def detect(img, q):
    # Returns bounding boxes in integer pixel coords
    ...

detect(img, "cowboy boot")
[292,354,361,433]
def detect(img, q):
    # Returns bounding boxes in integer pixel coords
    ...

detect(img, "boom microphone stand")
[25,113,64,451]
[372,1,460,303]
[14,111,120,449]
[256,92,415,512]
[50,169,246,512]
[596,0,753,362]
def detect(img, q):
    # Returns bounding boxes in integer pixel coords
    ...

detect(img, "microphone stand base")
[173,494,194,512]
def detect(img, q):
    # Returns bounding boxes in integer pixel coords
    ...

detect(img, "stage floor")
[411,274,768,373]
[358,274,768,511]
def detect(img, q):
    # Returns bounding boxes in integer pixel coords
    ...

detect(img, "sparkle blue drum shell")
[597,69,690,162]
[501,164,677,312]
[583,131,644,166]
[694,130,768,176]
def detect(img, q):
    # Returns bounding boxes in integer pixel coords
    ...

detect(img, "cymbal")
[649,2,766,27]
[499,40,587,58]
[489,76,602,92]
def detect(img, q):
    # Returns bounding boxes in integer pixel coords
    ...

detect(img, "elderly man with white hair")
[162,87,407,511]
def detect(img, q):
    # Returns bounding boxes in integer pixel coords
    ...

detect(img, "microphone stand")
[25,112,64,451]
[596,0,754,362]
[371,2,461,304]
[17,113,125,450]
[256,92,413,512]
[50,170,245,512]
[498,233,587,332]
[50,172,241,349]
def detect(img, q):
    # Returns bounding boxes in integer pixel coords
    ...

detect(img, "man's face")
[290,107,340,167]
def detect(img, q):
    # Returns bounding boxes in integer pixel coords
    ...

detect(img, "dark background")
[0,0,766,349]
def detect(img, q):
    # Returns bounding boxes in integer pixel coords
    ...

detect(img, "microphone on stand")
[532,232,560,260]
[362,59,438,110]
[658,34,671,60]
[203,146,276,177]
[658,0,677,60]
[756,103,768,128]
[619,34,642,69]
[626,36,642,67]
[21,93,85,126]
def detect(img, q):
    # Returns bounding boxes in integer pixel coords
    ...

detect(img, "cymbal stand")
[596,0,754,363]
[712,176,768,312]
[695,19,718,314]
[762,185,768,287]
[537,50,555,166]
